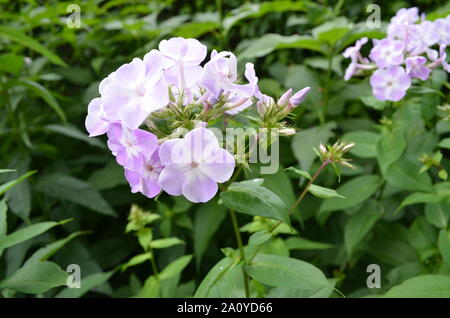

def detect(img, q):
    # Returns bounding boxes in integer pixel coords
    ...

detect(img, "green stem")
[229,208,250,298]
[288,159,330,215]
[149,248,159,279]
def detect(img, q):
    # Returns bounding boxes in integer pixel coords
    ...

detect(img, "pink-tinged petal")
[159,138,184,165]
[85,112,109,137]
[200,148,235,183]
[101,83,131,113]
[117,148,143,171]
[117,98,147,130]
[182,174,218,203]
[143,77,169,110]
[143,49,163,76]
[133,129,158,159]
[141,177,161,198]
[114,58,145,83]
[244,63,258,84]
[159,165,186,196]
[159,37,188,63]
[183,127,220,163]
[125,169,141,193]
[184,38,207,65]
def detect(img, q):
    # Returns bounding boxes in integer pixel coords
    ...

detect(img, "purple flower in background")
[158,127,235,203]
[101,52,169,130]
[369,39,405,68]
[85,98,110,137]
[387,7,419,38]
[370,66,411,101]
[418,21,439,46]
[125,146,163,199]
[435,17,450,45]
[343,37,368,61]
[201,50,258,99]
[405,56,431,80]
[107,123,158,171]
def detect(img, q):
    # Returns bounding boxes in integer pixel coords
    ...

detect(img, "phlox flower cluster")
[85,37,310,203]
[344,7,450,101]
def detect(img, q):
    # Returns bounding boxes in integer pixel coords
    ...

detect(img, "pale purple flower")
[387,7,419,39]
[107,123,158,171]
[158,127,235,203]
[418,20,439,46]
[343,37,368,61]
[405,56,431,80]
[85,98,110,137]
[370,66,411,101]
[428,44,450,73]
[125,146,163,199]
[201,50,258,99]
[159,37,206,94]
[369,39,405,68]
[101,51,169,130]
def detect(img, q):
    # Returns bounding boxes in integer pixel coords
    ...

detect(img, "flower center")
[191,162,199,168]
[146,164,154,172]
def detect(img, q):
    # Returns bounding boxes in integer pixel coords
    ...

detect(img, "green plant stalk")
[149,247,159,280]
[249,160,331,262]
[229,208,250,298]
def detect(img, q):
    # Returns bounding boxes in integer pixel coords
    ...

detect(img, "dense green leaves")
[384,275,450,297]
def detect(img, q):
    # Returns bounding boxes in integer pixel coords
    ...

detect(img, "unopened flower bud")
[288,87,311,108]
[257,101,266,117]
[279,128,296,136]
[277,88,292,108]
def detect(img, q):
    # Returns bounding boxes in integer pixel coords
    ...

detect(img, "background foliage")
[1,0,450,298]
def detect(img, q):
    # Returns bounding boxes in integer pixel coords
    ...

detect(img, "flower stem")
[149,248,159,280]
[288,159,330,215]
[229,208,250,298]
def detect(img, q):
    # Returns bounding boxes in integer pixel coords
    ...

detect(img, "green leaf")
[309,184,345,199]
[383,275,450,297]
[342,131,380,158]
[26,231,88,265]
[360,95,386,110]
[245,254,331,292]
[150,237,184,249]
[285,237,333,250]
[194,257,237,297]
[0,54,24,74]
[194,198,227,268]
[45,124,104,148]
[377,130,406,173]
[0,170,37,196]
[56,270,116,298]
[173,21,218,38]
[438,230,450,267]
[121,253,152,272]
[425,203,450,229]
[0,169,15,174]
[0,220,65,251]
[248,230,272,246]
[239,34,322,60]
[0,26,67,67]
[318,175,383,222]
[292,122,336,172]
[0,261,68,294]
[285,167,312,180]
[312,17,352,44]
[36,174,116,217]
[439,138,450,149]
[0,199,6,237]
[11,79,66,122]
[223,1,305,34]
[137,276,160,298]
[385,158,434,192]
[220,182,290,225]
[159,255,193,280]
[344,203,381,257]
